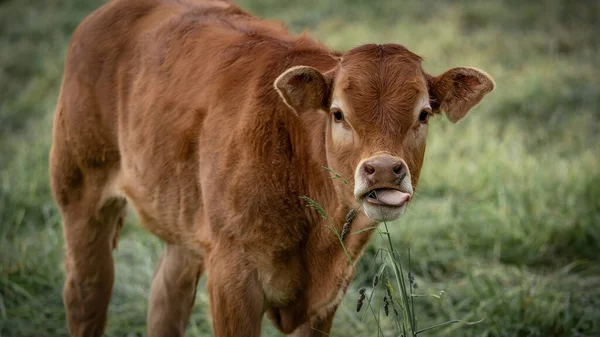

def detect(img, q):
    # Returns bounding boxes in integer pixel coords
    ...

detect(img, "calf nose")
[361,156,407,184]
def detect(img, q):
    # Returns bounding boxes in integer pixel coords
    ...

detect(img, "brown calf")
[49,0,494,336]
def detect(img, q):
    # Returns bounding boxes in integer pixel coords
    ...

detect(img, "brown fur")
[49,0,494,336]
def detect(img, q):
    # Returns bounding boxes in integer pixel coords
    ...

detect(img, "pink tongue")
[369,189,411,206]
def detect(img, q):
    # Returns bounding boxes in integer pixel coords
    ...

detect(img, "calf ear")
[430,67,495,123]
[274,66,331,114]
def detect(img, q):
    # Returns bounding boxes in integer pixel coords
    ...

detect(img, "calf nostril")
[364,164,375,175]
[393,164,403,175]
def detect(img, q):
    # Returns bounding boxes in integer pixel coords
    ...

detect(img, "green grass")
[1,0,599,336]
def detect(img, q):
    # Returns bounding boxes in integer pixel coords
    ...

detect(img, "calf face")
[276,44,494,222]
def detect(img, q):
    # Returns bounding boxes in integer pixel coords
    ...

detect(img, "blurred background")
[1,0,599,336]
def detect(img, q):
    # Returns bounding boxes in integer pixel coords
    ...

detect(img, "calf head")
[275,44,494,222]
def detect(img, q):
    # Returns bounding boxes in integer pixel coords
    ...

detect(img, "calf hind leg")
[61,195,127,337]
[147,244,204,337]
[51,144,126,337]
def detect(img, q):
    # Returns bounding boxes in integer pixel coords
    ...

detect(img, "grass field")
[1,0,599,336]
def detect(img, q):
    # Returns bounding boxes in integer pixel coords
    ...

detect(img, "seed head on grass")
[383,295,389,316]
[324,166,348,185]
[409,271,419,289]
[340,222,349,241]
[345,208,356,223]
[372,274,379,287]
[341,209,356,240]
[299,196,330,220]
[356,288,366,312]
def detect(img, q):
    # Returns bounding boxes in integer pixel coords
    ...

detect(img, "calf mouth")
[362,188,412,208]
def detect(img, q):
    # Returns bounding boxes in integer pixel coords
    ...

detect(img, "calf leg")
[50,136,126,337]
[206,250,264,337]
[61,196,126,337]
[147,244,204,337]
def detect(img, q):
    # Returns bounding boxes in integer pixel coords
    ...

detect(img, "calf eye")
[332,109,344,123]
[418,110,430,123]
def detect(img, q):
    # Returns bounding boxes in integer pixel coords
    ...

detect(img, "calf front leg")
[206,250,264,337]
[147,244,204,337]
